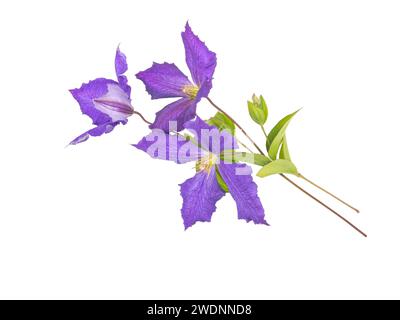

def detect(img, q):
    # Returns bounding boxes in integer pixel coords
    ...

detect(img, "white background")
[0,0,399,299]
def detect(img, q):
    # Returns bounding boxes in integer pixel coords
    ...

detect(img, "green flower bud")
[247,94,268,125]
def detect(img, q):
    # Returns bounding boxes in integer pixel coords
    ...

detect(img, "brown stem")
[206,97,265,155]
[133,111,152,125]
[206,97,366,237]
[298,173,360,213]
[280,175,366,237]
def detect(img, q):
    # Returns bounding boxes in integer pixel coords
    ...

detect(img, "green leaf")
[207,112,235,135]
[279,135,291,161]
[266,109,300,160]
[247,94,268,125]
[215,167,229,193]
[220,151,271,166]
[257,159,299,178]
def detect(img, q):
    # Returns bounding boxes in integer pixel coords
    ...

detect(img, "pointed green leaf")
[256,159,299,178]
[266,109,300,160]
[207,112,235,135]
[279,135,291,161]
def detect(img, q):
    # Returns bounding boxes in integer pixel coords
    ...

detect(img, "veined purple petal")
[117,74,131,97]
[179,167,225,229]
[184,115,214,134]
[70,78,115,126]
[70,79,133,126]
[184,117,238,154]
[115,46,128,76]
[115,47,131,96]
[218,162,268,225]
[92,82,133,121]
[196,78,212,100]
[133,130,204,164]
[69,48,132,146]
[150,98,197,132]
[182,22,217,87]
[136,62,192,99]
[69,120,126,145]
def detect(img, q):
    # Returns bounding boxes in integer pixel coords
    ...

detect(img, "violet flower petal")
[150,98,197,132]
[69,79,132,145]
[182,22,217,87]
[184,117,238,154]
[115,47,131,96]
[115,46,128,75]
[136,62,192,99]
[69,47,133,145]
[195,78,212,100]
[70,78,115,126]
[218,162,268,225]
[179,167,225,229]
[70,76,133,124]
[69,120,126,145]
[133,130,204,164]
[92,82,133,122]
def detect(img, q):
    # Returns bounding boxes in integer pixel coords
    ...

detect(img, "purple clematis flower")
[136,22,216,132]
[133,117,267,229]
[68,47,134,145]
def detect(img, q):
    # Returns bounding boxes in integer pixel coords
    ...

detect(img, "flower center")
[182,84,199,100]
[196,153,218,174]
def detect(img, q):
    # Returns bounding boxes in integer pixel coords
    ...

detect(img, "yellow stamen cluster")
[196,153,218,174]
[182,84,199,100]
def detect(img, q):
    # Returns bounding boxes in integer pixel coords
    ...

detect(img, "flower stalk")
[297,173,360,213]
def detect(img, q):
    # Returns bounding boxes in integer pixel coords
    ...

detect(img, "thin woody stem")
[280,175,366,237]
[205,96,366,237]
[133,111,152,125]
[238,141,254,153]
[298,173,360,213]
[206,97,265,155]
